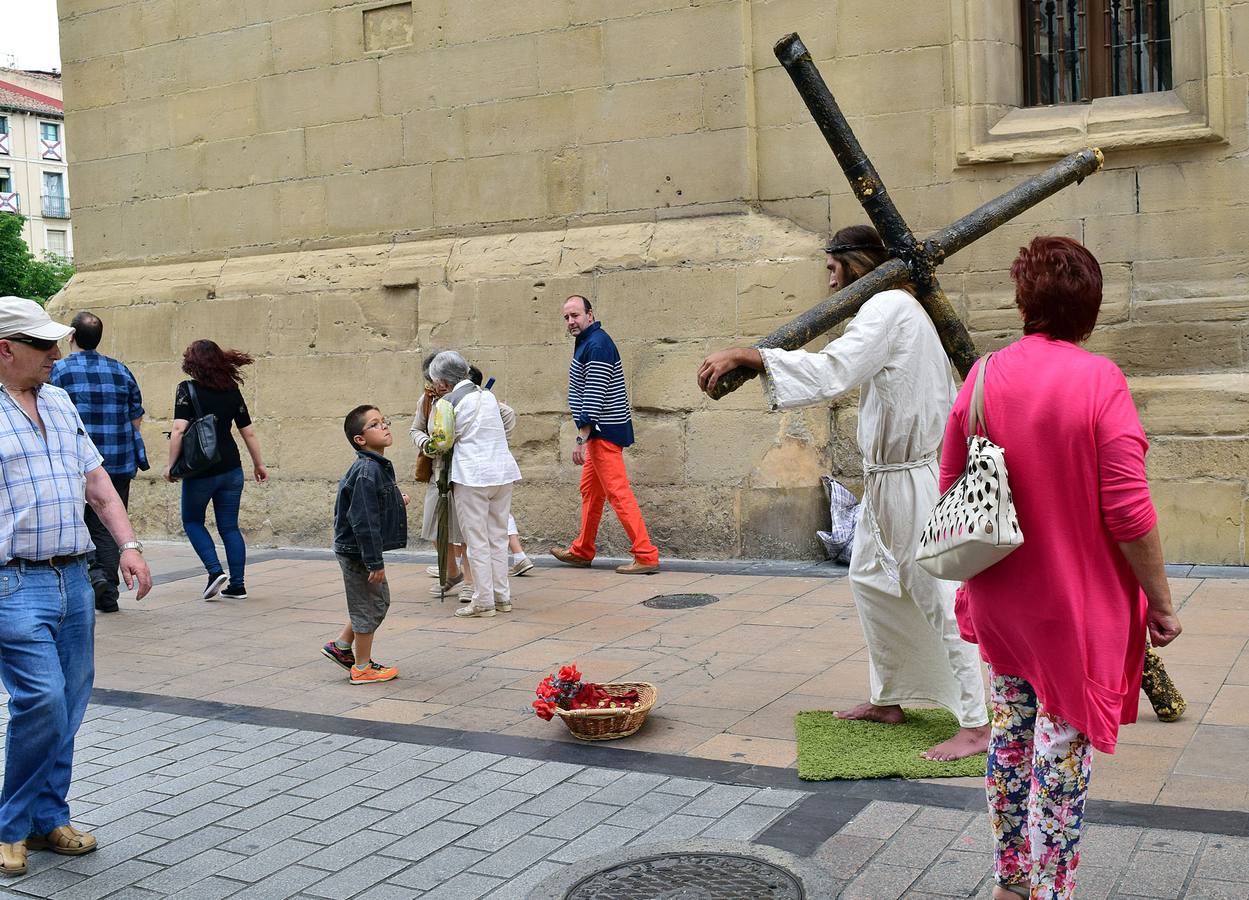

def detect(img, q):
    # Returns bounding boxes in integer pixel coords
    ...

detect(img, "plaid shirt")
[50,350,145,476]
[0,383,104,564]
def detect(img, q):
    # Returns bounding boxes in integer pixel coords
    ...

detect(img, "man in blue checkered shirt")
[50,312,146,614]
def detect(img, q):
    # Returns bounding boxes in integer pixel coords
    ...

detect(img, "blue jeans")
[0,558,95,841]
[181,467,246,585]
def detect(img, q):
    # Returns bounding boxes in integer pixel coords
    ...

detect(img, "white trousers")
[850,466,988,728]
[454,482,513,610]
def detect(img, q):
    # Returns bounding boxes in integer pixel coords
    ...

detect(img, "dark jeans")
[84,472,131,604]
[181,467,246,586]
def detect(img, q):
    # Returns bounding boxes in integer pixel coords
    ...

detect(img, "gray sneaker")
[509,557,535,577]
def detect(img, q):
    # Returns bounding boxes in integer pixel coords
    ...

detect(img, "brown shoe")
[0,841,26,875]
[550,547,591,568]
[26,824,96,856]
[616,560,660,575]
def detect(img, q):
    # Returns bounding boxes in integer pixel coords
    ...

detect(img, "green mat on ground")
[795,709,987,780]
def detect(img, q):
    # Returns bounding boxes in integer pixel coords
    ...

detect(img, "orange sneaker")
[349,661,398,685]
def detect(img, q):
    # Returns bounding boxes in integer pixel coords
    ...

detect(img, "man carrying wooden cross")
[698,225,990,761]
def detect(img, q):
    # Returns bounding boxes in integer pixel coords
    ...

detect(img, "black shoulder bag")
[169,382,221,479]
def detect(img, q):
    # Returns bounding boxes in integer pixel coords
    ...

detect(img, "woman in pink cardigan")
[939,237,1181,900]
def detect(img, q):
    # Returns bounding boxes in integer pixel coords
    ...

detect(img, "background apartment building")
[0,67,71,260]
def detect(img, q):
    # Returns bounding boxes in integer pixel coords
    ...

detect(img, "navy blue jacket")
[332,450,407,570]
[568,321,634,449]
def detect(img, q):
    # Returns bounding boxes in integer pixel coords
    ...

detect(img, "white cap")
[0,296,74,341]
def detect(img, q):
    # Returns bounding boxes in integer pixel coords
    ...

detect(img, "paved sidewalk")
[1,699,1243,899]
[98,544,1249,811]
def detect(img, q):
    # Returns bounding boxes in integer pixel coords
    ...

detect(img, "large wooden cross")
[705,33,1104,399]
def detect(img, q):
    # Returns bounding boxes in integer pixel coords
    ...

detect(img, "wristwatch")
[119,541,144,554]
[575,436,586,445]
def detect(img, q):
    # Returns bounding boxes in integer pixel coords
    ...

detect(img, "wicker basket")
[553,682,657,741]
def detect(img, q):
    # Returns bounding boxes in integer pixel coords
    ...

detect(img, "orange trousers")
[570,439,659,565]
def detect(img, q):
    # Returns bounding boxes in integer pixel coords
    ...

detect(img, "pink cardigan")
[940,334,1156,753]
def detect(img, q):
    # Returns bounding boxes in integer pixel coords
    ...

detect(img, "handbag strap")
[184,381,206,422]
[967,352,993,440]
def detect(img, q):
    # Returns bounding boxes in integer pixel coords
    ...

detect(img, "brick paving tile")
[840,861,923,900]
[215,795,313,831]
[1195,836,1249,881]
[529,801,620,840]
[135,848,245,893]
[430,770,519,805]
[839,801,922,840]
[294,805,390,843]
[678,783,758,818]
[652,776,715,798]
[566,768,623,788]
[488,757,545,776]
[387,845,489,888]
[456,812,547,853]
[467,834,565,878]
[372,798,460,837]
[300,829,403,871]
[359,777,445,812]
[875,823,962,869]
[514,782,598,818]
[629,812,715,845]
[430,871,505,900]
[143,802,236,840]
[353,885,421,900]
[548,823,643,864]
[911,806,978,832]
[299,854,410,899]
[222,864,322,899]
[219,774,307,807]
[46,859,163,900]
[424,751,504,782]
[699,802,787,840]
[1183,879,1249,899]
[443,788,532,825]
[381,820,476,862]
[138,825,241,865]
[5,866,85,897]
[911,848,990,896]
[74,791,166,827]
[218,838,323,882]
[146,781,241,816]
[217,815,316,854]
[503,761,582,794]
[1122,849,1199,899]
[475,860,566,900]
[294,785,382,820]
[588,772,669,806]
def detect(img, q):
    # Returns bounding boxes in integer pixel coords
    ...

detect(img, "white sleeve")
[759,298,893,410]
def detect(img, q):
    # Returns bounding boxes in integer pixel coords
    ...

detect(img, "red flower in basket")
[532,662,643,719]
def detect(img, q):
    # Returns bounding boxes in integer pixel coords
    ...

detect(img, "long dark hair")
[182,339,253,391]
[826,224,913,295]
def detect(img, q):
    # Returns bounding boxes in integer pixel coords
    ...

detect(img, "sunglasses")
[5,335,59,351]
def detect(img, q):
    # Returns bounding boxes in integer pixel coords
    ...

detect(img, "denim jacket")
[332,450,408,570]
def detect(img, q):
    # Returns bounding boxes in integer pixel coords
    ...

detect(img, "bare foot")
[992,886,1026,900]
[920,724,991,761]
[834,702,905,724]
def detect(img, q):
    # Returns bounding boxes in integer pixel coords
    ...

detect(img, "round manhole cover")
[566,852,804,899]
[642,593,720,610]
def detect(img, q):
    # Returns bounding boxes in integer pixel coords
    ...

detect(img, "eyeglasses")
[364,418,392,431]
[5,335,59,351]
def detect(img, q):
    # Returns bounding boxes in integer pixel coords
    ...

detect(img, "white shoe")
[203,572,228,600]
[425,565,440,578]
[509,557,535,577]
[454,605,496,618]
[428,573,463,596]
[496,600,513,612]
[458,584,475,604]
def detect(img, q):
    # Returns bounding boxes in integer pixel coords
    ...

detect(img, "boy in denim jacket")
[321,405,409,684]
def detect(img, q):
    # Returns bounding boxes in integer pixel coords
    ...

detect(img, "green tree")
[0,212,76,304]
[0,212,31,297]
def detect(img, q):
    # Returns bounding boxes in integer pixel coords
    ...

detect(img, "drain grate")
[642,593,720,610]
[566,852,804,899]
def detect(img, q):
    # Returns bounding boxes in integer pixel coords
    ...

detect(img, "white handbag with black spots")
[917,353,1023,580]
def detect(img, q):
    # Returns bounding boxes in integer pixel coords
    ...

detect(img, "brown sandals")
[0,841,27,876]
[26,825,97,856]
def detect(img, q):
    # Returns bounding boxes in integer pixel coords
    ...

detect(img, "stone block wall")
[49,0,1249,561]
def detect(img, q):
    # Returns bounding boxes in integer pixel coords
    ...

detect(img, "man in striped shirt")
[551,296,660,575]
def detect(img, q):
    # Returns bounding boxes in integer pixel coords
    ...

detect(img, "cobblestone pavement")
[94,545,1249,811]
[2,701,1243,899]
[2,703,807,899]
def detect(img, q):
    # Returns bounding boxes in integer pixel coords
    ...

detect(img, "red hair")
[1010,236,1103,343]
[182,339,253,391]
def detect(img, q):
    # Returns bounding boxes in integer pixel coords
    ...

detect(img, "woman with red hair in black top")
[164,340,268,601]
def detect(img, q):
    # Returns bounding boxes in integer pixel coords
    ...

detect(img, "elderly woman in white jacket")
[424,350,522,619]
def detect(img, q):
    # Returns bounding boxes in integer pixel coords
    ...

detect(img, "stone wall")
[50,0,1249,562]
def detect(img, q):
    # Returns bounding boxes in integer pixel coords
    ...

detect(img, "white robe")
[761,289,987,727]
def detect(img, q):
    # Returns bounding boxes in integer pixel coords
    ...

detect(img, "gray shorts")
[337,553,390,634]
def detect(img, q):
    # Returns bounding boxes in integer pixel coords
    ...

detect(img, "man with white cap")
[0,297,152,876]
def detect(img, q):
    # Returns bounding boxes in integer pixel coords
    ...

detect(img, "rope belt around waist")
[3,554,86,568]
[861,452,936,476]
[859,452,936,583]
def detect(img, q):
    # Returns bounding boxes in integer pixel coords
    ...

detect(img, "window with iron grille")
[1021,0,1173,106]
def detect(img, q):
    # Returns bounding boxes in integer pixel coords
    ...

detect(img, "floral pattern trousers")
[987,669,1093,900]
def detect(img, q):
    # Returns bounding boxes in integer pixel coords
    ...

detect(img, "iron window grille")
[1021,0,1173,106]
